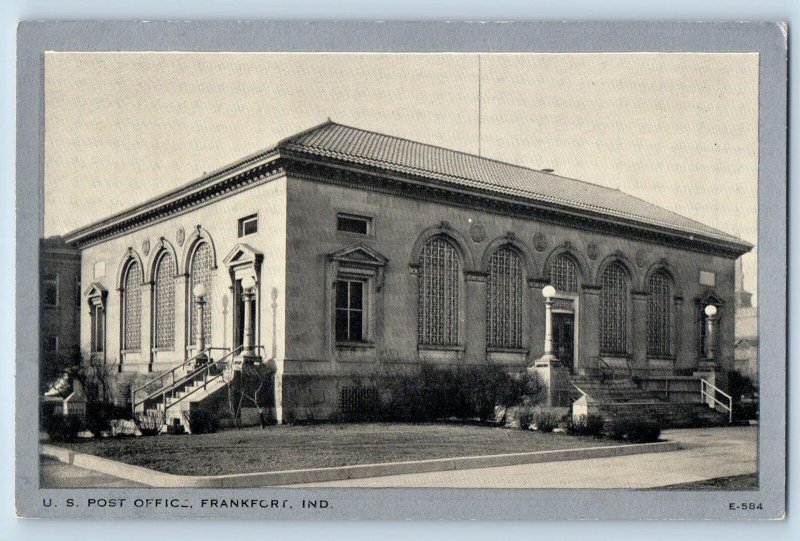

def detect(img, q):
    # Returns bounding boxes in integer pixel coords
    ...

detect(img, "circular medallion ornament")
[533,233,547,252]
[176,227,186,246]
[141,239,150,256]
[469,222,486,243]
[635,250,647,268]
[587,242,599,260]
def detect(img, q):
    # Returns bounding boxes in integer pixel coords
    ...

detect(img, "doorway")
[233,279,245,350]
[552,312,575,372]
[232,278,256,351]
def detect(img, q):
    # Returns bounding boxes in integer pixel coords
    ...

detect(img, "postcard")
[15,21,786,520]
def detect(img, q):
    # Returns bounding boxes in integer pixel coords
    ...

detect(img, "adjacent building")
[63,121,753,424]
[40,236,82,389]
[734,259,758,382]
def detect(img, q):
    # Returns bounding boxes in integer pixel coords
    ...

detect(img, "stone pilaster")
[528,278,548,361]
[141,281,154,369]
[175,275,188,362]
[464,271,487,363]
[578,285,601,374]
[631,290,649,376]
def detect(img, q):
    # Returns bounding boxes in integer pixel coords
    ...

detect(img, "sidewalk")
[291,426,758,488]
[40,456,147,488]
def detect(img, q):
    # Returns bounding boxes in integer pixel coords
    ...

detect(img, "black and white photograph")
[14,20,787,521]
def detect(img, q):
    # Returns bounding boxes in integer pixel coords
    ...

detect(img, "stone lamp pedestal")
[528,286,571,408]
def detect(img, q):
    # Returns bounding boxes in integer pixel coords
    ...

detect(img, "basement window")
[237,214,258,237]
[337,213,371,236]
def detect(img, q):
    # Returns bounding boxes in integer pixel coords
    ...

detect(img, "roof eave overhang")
[280,150,754,259]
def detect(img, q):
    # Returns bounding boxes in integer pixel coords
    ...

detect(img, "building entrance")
[233,279,256,349]
[552,313,575,372]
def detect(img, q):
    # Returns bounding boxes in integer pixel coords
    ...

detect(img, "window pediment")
[223,243,264,268]
[328,244,389,268]
[698,289,725,306]
[84,282,107,306]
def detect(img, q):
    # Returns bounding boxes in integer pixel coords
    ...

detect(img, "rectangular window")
[43,274,59,307]
[335,280,364,342]
[237,214,258,237]
[337,213,370,235]
[44,335,59,353]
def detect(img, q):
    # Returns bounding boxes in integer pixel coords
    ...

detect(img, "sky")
[43,52,759,301]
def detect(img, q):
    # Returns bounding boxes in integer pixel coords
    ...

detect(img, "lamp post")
[541,285,557,363]
[704,304,718,363]
[241,275,256,358]
[529,284,566,409]
[193,282,208,365]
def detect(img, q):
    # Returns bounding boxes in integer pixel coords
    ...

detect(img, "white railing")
[700,378,733,423]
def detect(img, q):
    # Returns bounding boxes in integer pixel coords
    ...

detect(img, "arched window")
[600,262,628,354]
[647,270,673,356]
[153,251,176,349]
[189,242,214,346]
[550,254,579,292]
[487,246,524,348]
[418,236,460,346]
[121,260,142,351]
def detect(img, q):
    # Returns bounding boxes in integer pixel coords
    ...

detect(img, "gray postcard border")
[15,21,787,520]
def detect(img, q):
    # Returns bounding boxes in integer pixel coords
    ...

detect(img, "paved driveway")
[291,426,758,488]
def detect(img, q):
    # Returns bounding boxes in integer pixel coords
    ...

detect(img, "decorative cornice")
[64,158,284,248]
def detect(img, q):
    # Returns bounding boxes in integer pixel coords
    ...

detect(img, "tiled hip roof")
[281,121,749,246]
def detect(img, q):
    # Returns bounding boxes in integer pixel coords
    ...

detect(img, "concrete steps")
[570,375,729,429]
[140,371,230,434]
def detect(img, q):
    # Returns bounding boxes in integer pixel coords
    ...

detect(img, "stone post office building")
[64,121,753,424]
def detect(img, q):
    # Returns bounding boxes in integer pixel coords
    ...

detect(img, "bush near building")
[339,363,540,423]
[565,415,605,437]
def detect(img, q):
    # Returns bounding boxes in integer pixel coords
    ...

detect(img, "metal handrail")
[130,346,230,413]
[700,378,733,423]
[162,345,244,413]
[592,357,615,381]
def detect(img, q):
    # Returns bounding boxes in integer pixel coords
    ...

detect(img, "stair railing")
[590,357,615,381]
[130,346,230,414]
[700,378,733,423]
[161,345,244,417]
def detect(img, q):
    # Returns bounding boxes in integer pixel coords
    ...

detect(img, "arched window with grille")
[550,254,579,292]
[153,251,176,349]
[189,242,214,346]
[647,269,673,356]
[486,246,524,348]
[121,260,142,351]
[417,236,460,346]
[600,261,629,354]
